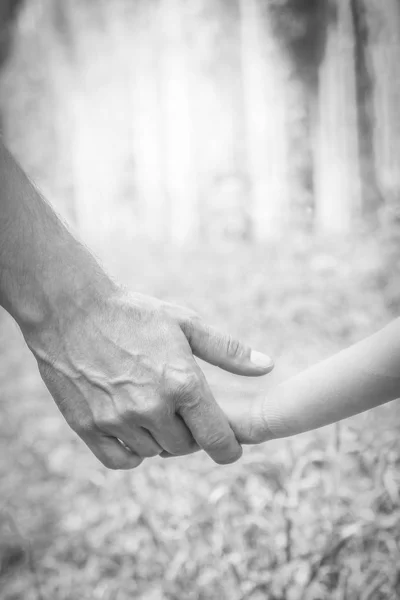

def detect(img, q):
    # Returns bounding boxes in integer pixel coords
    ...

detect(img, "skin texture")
[0,140,273,469]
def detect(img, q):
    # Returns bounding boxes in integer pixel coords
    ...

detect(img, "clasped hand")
[27,288,273,469]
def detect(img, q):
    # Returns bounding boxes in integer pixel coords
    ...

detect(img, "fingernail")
[250,350,274,370]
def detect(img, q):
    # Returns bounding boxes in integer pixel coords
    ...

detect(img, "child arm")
[231,318,400,444]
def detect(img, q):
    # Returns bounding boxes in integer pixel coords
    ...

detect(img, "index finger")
[174,363,243,465]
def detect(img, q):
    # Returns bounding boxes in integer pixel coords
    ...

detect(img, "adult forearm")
[0,141,115,336]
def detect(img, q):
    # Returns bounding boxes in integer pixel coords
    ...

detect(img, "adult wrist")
[16,246,119,349]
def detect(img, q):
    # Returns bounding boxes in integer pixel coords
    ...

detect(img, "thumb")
[181,319,274,376]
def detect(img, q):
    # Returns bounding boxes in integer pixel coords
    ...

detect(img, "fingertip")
[217,353,274,377]
[212,443,243,465]
[160,451,173,459]
[95,435,144,470]
[250,351,274,372]
[108,453,144,470]
[123,454,144,469]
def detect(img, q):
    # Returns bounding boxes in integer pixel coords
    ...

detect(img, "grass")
[1,236,400,600]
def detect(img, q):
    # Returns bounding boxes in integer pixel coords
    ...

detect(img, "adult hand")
[28,288,273,469]
[0,140,273,471]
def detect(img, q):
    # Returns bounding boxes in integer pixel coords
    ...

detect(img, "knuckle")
[225,335,243,359]
[68,415,95,436]
[135,396,164,422]
[172,369,200,397]
[185,309,201,324]
[179,310,202,339]
[204,431,231,451]
[94,410,123,432]
[146,395,164,415]
[164,303,200,324]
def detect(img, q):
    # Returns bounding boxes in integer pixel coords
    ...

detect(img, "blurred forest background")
[1,0,400,245]
[1,1,400,599]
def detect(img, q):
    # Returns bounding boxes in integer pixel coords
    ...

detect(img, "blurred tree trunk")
[364,0,400,212]
[313,0,361,235]
[185,0,249,242]
[0,0,24,133]
[0,0,23,66]
[43,0,77,226]
[129,1,167,243]
[239,0,290,241]
[350,0,382,223]
[71,0,136,247]
[157,0,198,244]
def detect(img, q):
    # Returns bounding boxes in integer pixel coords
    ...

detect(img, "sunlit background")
[1,1,400,599]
